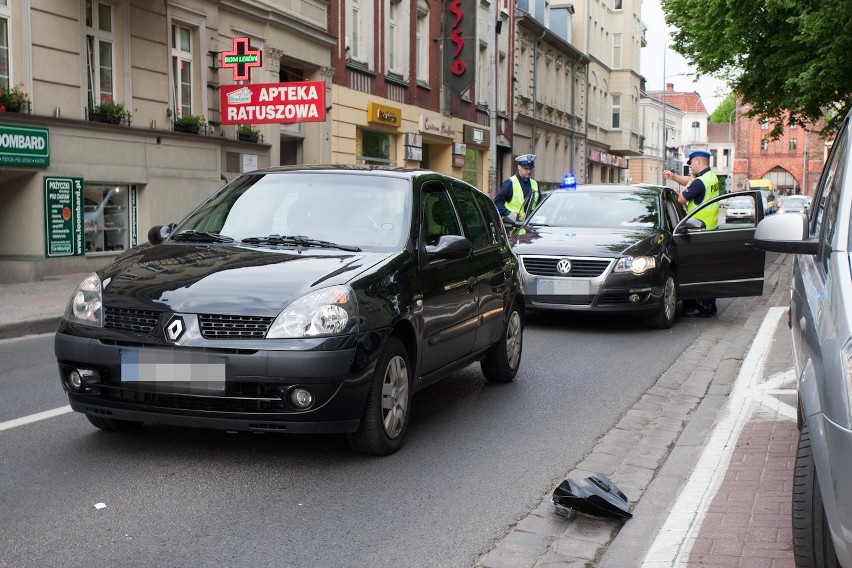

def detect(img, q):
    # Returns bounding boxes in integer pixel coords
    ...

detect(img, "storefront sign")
[0,124,49,167]
[463,124,489,147]
[367,102,401,128]
[444,0,476,95]
[219,82,326,125]
[221,37,262,82]
[587,148,626,168]
[453,143,466,156]
[404,132,423,161]
[420,115,457,138]
[44,176,83,257]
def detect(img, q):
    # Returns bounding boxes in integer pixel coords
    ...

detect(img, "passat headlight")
[267,285,358,338]
[614,256,656,275]
[65,272,104,327]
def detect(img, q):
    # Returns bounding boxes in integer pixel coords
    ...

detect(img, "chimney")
[666,83,674,92]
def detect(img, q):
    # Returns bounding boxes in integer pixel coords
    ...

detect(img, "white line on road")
[642,306,788,567]
[0,405,72,432]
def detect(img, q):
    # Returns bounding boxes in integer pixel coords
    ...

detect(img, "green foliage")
[91,99,130,120]
[0,82,28,111]
[709,93,737,123]
[662,0,852,136]
[174,112,206,128]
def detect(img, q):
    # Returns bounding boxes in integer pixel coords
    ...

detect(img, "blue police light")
[560,173,577,191]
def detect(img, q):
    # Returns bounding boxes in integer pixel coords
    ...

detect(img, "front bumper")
[55,329,385,434]
[519,257,665,313]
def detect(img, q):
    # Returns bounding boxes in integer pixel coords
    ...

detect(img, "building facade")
[0,0,334,283]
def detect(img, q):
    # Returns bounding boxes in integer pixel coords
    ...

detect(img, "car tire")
[644,272,677,329]
[481,302,523,383]
[347,337,411,456]
[85,414,143,432]
[792,422,840,568]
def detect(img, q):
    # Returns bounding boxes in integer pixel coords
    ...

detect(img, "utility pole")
[488,0,498,197]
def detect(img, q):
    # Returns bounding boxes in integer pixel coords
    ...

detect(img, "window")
[357,129,392,165]
[171,23,193,118]
[613,0,623,9]
[761,138,769,151]
[612,33,621,68]
[611,94,621,129]
[84,184,131,254]
[348,0,374,67]
[450,184,491,251]
[790,138,797,151]
[760,119,768,130]
[422,187,461,247]
[86,1,114,108]
[416,6,429,83]
[462,148,480,187]
[0,0,9,91]
[790,117,798,129]
[691,121,700,141]
[477,42,488,105]
[387,0,407,74]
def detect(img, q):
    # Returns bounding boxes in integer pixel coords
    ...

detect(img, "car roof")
[548,183,666,196]
[239,164,444,181]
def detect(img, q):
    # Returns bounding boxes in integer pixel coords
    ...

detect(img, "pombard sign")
[219,82,326,125]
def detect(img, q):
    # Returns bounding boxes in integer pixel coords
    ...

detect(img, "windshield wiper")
[241,235,361,252]
[170,230,234,243]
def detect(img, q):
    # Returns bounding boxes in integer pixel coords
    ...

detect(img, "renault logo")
[165,315,185,342]
[556,259,572,274]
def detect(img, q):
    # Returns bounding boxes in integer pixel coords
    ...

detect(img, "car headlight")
[267,285,358,338]
[614,256,656,275]
[65,272,104,327]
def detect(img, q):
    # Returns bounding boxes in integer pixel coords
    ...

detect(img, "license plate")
[537,278,590,295]
[120,350,226,392]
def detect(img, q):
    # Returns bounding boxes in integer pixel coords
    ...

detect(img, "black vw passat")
[511,184,767,328]
[55,166,524,455]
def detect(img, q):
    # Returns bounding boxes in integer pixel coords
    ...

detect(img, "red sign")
[221,37,262,82]
[219,82,327,125]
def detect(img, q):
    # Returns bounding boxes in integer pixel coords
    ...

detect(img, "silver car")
[754,109,852,566]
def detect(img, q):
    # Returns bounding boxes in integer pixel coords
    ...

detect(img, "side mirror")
[752,212,819,254]
[425,235,473,260]
[147,224,175,245]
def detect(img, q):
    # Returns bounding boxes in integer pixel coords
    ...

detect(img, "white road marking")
[0,405,73,432]
[642,306,790,567]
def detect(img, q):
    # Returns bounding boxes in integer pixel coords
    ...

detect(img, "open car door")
[672,190,767,300]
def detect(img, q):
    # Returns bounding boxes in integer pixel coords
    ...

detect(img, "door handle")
[467,276,477,292]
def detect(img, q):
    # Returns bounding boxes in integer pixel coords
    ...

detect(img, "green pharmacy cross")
[222,37,262,82]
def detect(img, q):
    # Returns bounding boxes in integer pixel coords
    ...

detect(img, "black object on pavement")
[552,473,633,519]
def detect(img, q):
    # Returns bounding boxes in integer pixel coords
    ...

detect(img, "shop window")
[462,148,480,188]
[84,184,130,254]
[85,1,114,108]
[0,1,9,91]
[357,129,392,165]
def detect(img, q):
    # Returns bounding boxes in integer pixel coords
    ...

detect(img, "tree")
[709,93,736,123]
[662,0,852,136]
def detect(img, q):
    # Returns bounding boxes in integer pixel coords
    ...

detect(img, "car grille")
[521,256,612,277]
[103,308,274,339]
[198,314,274,339]
[104,307,160,334]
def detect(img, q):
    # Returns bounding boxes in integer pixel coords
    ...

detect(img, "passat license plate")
[120,349,226,392]
[537,278,590,295]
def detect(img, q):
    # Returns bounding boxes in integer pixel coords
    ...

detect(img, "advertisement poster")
[44,176,83,257]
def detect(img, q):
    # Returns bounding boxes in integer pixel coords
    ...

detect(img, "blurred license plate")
[537,278,590,295]
[120,350,226,392]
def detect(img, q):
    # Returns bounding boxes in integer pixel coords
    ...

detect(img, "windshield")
[174,172,411,250]
[528,191,659,229]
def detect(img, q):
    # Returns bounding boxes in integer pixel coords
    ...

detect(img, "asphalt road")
[0,311,715,568]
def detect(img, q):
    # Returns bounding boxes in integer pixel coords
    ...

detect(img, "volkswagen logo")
[165,315,185,342]
[556,259,572,274]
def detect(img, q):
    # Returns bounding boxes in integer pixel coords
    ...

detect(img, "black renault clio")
[55,166,524,455]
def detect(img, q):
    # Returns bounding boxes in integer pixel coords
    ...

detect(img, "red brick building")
[731,110,828,197]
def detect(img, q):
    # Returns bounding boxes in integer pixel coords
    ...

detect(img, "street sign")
[0,123,49,167]
[44,176,83,257]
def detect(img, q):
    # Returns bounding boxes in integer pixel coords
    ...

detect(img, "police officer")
[664,148,720,316]
[495,154,540,223]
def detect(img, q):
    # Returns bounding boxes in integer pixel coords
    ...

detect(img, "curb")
[476,254,792,568]
[0,317,61,341]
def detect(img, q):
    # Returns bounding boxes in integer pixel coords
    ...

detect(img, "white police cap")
[515,154,536,167]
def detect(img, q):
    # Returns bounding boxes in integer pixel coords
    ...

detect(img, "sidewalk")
[477,253,796,568]
[0,273,86,340]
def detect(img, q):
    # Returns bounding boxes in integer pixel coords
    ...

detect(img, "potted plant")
[89,98,130,124]
[0,82,29,113]
[237,124,260,143]
[173,111,206,134]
